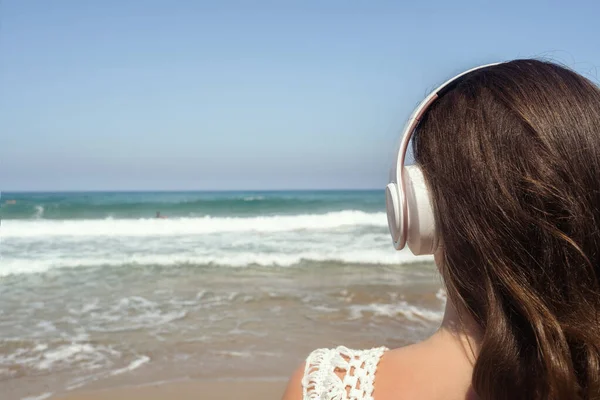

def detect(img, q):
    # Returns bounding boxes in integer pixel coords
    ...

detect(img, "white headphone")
[386,63,499,255]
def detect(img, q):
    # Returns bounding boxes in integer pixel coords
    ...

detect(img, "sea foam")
[2,210,386,238]
[0,249,430,277]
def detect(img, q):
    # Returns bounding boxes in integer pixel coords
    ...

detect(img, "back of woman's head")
[413,59,600,400]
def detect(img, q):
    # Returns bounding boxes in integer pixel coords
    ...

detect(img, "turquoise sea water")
[1,191,384,220]
[2,190,406,276]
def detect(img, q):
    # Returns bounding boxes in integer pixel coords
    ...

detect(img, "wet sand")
[52,379,288,400]
[3,263,443,399]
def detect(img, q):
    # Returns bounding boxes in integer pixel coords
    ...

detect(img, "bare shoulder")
[375,340,476,400]
[281,362,305,400]
[279,344,436,400]
[371,344,429,400]
[281,339,475,400]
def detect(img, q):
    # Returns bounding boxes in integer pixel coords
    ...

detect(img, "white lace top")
[302,346,388,400]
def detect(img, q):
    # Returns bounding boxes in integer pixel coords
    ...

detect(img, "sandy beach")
[52,379,288,400]
[2,262,443,400]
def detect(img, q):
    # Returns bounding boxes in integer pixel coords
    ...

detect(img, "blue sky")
[1,0,599,191]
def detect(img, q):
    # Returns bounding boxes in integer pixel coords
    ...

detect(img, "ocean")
[0,191,443,399]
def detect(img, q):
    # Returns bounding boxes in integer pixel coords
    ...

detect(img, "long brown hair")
[413,59,600,399]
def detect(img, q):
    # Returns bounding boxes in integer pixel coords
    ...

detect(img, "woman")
[282,60,600,400]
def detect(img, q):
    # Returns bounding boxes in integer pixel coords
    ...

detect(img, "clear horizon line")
[1,187,383,194]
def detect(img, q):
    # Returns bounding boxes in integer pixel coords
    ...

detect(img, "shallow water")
[0,263,443,399]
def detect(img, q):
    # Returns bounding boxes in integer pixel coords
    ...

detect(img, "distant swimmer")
[155,211,167,219]
[5,200,16,205]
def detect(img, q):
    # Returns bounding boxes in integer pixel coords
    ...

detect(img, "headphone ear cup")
[385,182,405,249]
[403,165,438,255]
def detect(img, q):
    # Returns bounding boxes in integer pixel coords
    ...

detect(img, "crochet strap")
[302,346,388,400]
